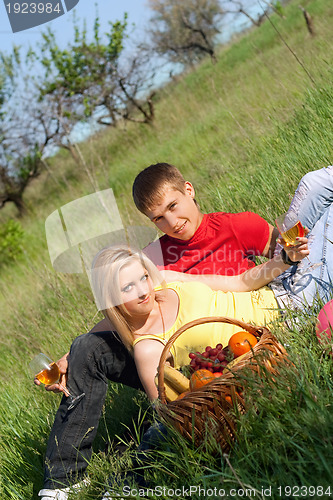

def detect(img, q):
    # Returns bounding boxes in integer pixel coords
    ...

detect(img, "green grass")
[0,0,333,497]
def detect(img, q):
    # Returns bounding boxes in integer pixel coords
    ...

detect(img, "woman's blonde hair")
[91,245,165,351]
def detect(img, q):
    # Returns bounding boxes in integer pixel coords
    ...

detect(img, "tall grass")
[0,0,333,497]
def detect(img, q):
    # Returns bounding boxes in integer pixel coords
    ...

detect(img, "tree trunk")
[11,194,26,216]
[67,143,80,164]
[0,193,27,216]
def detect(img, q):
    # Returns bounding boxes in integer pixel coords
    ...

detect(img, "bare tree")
[0,50,47,215]
[147,0,224,65]
[0,145,41,215]
[28,15,157,135]
[0,14,159,215]
[34,89,89,163]
[0,98,55,215]
[220,0,285,28]
[115,48,156,125]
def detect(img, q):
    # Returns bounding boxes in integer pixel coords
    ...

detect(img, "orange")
[228,331,258,358]
[190,369,215,390]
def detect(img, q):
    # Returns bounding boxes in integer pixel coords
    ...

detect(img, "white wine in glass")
[275,213,304,246]
[275,212,319,271]
[30,353,85,409]
[35,361,61,385]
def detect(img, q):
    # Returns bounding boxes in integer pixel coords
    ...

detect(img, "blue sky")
[0,0,262,143]
[0,0,263,55]
[0,0,150,54]
[0,0,152,144]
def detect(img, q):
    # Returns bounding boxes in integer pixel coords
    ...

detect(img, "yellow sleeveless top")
[133,281,279,368]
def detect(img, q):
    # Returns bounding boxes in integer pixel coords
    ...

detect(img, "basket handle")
[157,315,262,404]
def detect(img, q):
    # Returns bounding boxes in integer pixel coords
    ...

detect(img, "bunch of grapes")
[189,343,232,373]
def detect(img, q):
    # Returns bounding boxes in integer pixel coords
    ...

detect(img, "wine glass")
[275,212,305,246]
[275,212,319,270]
[29,353,85,410]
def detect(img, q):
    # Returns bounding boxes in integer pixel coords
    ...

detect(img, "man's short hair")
[132,163,186,214]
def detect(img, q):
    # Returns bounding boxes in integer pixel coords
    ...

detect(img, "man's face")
[145,182,203,241]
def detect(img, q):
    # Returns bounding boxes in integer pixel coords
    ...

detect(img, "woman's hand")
[279,226,310,263]
[34,352,69,395]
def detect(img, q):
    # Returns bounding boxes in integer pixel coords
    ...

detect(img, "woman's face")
[118,259,155,317]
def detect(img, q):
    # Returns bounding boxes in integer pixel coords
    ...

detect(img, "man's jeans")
[44,331,143,489]
[271,166,333,308]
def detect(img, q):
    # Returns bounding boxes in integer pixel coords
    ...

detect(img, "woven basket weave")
[156,316,289,452]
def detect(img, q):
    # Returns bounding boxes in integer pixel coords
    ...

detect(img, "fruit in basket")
[155,365,190,402]
[164,365,190,393]
[155,375,180,402]
[316,300,333,344]
[190,369,215,390]
[189,343,231,373]
[228,331,258,358]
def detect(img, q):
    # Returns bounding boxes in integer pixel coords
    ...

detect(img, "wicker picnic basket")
[156,316,290,453]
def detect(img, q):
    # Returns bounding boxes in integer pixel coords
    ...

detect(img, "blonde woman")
[91,240,310,401]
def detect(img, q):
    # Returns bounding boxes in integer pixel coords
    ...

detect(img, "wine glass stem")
[58,383,70,397]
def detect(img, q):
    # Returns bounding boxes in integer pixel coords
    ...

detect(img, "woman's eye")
[141,274,149,282]
[170,203,176,210]
[122,285,132,293]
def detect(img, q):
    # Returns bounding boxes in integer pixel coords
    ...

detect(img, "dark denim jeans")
[44,330,143,489]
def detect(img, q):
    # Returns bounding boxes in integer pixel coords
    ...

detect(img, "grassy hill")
[0,0,332,497]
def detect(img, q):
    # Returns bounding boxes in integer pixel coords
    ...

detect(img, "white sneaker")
[38,478,90,500]
[101,488,125,500]
[38,488,69,500]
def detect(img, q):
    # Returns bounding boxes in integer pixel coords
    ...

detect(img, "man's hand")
[279,227,310,263]
[34,352,69,394]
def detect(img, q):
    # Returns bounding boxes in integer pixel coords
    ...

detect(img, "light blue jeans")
[271,166,333,309]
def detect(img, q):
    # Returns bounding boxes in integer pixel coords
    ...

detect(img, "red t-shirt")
[144,212,270,276]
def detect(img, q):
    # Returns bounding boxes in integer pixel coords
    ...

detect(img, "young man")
[133,163,278,275]
[38,163,282,499]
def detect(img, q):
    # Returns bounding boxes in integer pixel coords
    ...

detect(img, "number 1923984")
[277,485,332,497]
[6,2,61,14]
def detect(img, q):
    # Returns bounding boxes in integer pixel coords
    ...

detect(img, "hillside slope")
[0,0,332,497]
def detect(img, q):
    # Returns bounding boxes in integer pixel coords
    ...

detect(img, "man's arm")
[162,235,309,292]
[262,224,280,259]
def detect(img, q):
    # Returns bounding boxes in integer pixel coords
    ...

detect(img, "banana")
[164,365,190,394]
[155,375,180,402]
[154,366,190,402]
